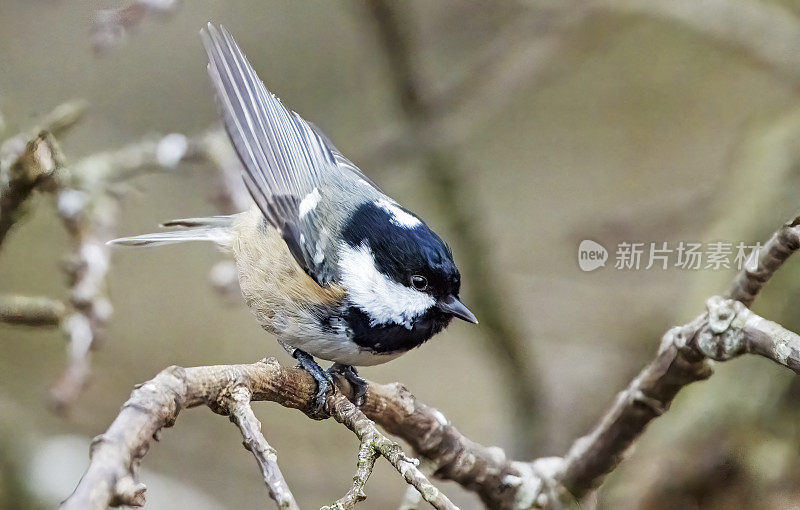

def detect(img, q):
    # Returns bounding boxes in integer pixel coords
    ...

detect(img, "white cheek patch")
[298,188,321,218]
[338,243,435,329]
[374,199,421,228]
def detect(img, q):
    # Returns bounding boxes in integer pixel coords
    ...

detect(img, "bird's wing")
[306,121,382,191]
[202,24,376,285]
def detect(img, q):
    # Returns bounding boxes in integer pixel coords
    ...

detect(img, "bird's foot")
[329,363,368,407]
[292,350,333,419]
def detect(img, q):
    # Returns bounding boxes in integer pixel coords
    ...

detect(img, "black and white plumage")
[110,24,476,410]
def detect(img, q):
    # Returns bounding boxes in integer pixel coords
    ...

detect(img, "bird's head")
[339,199,477,333]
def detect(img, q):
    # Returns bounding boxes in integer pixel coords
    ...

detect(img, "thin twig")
[50,182,116,411]
[1,122,246,409]
[221,385,299,510]
[0,100,86,168]
[47,129,214,410]
[359,382,523,508]
[397,459,436,510]
[0,132,62,247]
[726,216,800,306]
[0,101,86,248]
[325,431,378,509]
[327,392,457,510]
[64,131,202,186]
[0,295,67,327]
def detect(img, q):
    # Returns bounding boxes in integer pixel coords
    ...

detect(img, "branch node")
[660,326,686,352]
[630,388,668,416]
[697,296,748,361]
[88,433,106,460]
[509,458,565,510]
[400,453,420,466]
[111,475,147,507]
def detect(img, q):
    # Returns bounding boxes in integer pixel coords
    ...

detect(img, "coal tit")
[111,24,477,415]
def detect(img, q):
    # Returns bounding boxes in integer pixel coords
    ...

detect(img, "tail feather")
[109,216,234,247]
[161,216,234,228]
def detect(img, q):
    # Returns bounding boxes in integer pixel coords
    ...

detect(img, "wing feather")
[201,23,372,285]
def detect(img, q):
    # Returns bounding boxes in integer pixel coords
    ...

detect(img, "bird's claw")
[308,376,333,420]
[329,364,368,407]
[292,349,333,420]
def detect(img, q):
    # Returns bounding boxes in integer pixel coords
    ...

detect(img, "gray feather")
[200,24,379,286]
[109,216,233,247]
[161,216,235,228]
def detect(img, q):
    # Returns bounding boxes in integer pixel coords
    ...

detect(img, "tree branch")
[61,209,800,510]
[359,382,525,508]
[61,359,458,510]
[4,126,221,410]
[0,295,67,327]
[555,216,800,502]
[63,290,800,510]
[557,316,712,499]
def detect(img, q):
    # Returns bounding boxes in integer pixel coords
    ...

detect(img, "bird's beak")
[438,295,478,324]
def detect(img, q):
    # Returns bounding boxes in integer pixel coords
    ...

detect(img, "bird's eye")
[411,275,428,290]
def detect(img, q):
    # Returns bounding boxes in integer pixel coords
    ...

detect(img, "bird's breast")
[343,305,451,354]
[231,209,346,331]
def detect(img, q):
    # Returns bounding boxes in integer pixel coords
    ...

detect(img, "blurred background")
[3,1,800,508]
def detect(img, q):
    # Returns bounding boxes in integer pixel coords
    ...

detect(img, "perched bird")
[110,24,477,416]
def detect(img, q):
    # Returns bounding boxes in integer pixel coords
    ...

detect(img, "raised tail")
[108,215,235,247]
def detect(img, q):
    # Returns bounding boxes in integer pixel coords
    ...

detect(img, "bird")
[110,24,477,417]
